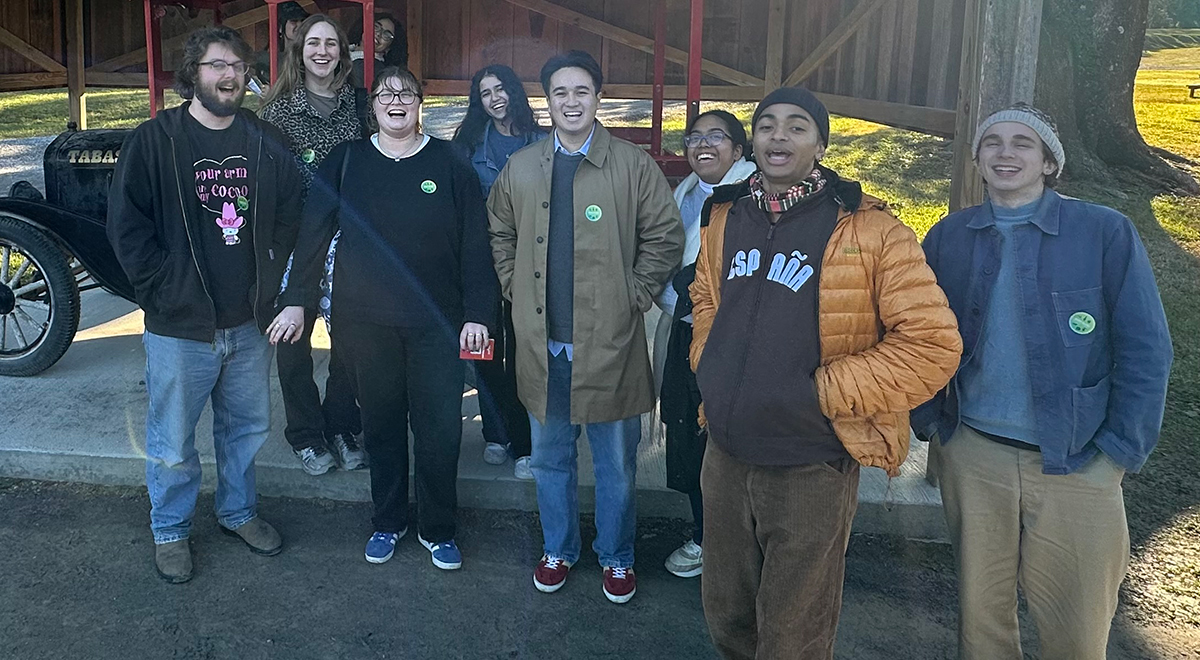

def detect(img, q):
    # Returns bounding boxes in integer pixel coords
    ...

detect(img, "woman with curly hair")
[452,64,546,480]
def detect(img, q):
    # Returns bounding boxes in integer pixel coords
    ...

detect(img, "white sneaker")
[513,456,533,480]
[294,446,335,476]
[665,539,703,578]
[483,442,508,465]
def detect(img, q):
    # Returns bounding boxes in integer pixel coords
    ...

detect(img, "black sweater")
[280,137,496,332]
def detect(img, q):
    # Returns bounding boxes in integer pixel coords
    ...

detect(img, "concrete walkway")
[0,288,947,540]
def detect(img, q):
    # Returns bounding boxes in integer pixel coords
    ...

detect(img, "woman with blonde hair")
[261,14,368,477]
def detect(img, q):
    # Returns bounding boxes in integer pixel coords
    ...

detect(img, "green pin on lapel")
[1068,311,1096,335]
[301,148,316,163]
[421,180,437,194]
[235,195,249,211]
[585,205,602,222]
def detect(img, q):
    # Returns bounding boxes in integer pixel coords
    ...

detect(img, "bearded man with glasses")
[107,26,304,583]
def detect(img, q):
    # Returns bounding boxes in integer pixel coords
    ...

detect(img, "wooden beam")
[784,0,892,88]
[67,0,87,129]
[949,0,1044,210]
[421,78,768,101]
[0,72,68,91]
[763,0,787,91]
[407,0,424,80]
[85,72,149,87]
[88,1,317,74]
[501,0,763,87]
[0,25,66,73]
[814,92,957,137]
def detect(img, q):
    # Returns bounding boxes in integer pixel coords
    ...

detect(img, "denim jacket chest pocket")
[1051,287,1105,348]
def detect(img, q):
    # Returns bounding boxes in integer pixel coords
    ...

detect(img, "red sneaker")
[603,566,637,604]
[534,555,572,593]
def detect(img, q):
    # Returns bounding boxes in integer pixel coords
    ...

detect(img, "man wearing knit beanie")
[914,103,1173,659]
[690,86,960,659]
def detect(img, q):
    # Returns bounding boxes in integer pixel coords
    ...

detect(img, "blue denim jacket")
[471,123,546,198]
[912,190,1172,474]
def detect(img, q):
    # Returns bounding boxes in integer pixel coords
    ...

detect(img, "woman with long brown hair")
[261,14,368,477]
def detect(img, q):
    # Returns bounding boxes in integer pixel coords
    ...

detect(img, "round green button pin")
[301,148,316,163]
[235,195,249,211]
[1068,311,1096,335]
[421,180,437,194]
[585,205,602,222]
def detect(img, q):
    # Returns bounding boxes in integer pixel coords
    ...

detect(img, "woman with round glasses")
[656,109,755,579]
[260,14,368,478]
[350,13,407,88]
[451,64,546,480]
[277,67,496,571]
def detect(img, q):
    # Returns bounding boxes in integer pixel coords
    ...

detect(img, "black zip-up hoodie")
[107,103,303,342]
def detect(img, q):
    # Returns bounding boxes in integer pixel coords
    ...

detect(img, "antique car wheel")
[0,214,81,376]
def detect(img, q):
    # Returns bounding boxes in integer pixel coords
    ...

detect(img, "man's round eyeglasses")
[683,132,730,149]
[199,60,249,76]
[374,90,420,105]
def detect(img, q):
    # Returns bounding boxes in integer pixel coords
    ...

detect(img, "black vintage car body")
[0,126,135,376]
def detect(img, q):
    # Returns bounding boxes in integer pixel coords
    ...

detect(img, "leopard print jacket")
[259,83,367,196]
[262,83,366,325]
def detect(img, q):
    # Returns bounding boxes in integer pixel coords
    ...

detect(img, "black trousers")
[473,300,531,458]
[335,320,464,542]
[275,307,361,450]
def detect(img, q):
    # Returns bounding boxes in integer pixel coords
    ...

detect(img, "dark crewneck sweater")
[281,137,496,331]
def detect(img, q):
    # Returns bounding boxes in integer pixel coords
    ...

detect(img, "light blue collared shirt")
[552,123,595,156]
[547,123,596,361]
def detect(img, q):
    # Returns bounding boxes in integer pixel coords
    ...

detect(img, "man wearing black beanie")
[689,88,961,659]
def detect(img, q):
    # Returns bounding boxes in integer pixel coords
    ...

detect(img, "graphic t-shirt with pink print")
[185,111,257,329]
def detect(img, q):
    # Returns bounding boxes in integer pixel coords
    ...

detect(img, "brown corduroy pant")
[700,443,860,660]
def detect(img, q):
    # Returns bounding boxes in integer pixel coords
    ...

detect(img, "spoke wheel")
[0,214,81,376]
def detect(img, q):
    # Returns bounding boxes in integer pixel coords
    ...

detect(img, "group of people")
[105,12,1173,660]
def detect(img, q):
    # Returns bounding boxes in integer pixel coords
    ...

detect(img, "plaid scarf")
[748,169,827,214]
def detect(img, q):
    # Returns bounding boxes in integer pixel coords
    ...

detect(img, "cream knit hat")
[972,102,1066,174]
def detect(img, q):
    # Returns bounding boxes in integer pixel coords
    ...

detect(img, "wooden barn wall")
[0,0,402,77]
[1,0,965,113]
[784,0,968,110]
[414,0,965,110]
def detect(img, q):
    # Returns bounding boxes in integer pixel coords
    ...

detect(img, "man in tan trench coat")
[487,50,684,604]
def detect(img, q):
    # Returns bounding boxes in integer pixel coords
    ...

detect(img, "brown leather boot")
[154,539,193,583]
[221,517,283,556]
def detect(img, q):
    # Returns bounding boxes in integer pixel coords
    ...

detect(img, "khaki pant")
[940,425,1130,660]
[700,443,860,660]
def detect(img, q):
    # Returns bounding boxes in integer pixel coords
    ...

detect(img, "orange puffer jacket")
[689,181,961,476]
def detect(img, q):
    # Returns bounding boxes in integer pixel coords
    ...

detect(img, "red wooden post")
[144,0,166,116]
[686,0,703,125]
[650,0,666,157]
[268,0,280,83]
[362,0,375,89]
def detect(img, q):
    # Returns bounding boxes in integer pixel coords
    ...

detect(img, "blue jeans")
[529,350,641,568]
[143,322,272,545]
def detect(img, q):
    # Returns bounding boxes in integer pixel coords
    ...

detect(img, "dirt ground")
[1,478,1196,659]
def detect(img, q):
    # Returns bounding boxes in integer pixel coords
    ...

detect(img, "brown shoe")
[221,517,283,556]
[155,539,193,583]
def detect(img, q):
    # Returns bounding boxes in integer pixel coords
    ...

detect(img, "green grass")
[0,88,185,138]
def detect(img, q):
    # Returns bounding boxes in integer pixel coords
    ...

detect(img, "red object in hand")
[460,338,495,361]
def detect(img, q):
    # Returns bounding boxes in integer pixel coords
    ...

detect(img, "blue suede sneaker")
[364,529,405,564]
[418,535,463,570]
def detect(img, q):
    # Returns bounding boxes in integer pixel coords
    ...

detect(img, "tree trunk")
[1036,0,1200,194]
